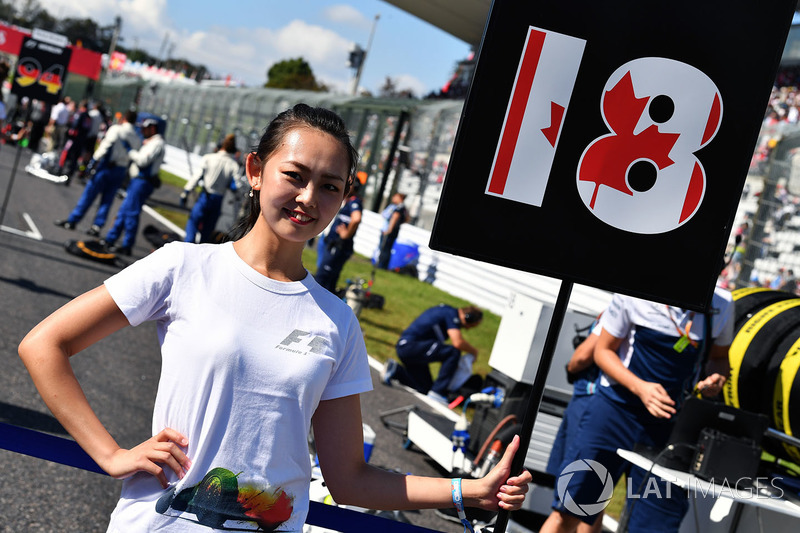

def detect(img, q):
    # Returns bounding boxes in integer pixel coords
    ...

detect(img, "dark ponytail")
[226,104,358,242]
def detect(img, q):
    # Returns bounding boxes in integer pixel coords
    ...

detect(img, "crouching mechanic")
[382,304,483,404]
[540,288,733,533]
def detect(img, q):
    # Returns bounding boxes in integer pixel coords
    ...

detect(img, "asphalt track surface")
[0,145,520,533]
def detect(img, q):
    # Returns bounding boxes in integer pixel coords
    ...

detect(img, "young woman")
[19,104,531,532]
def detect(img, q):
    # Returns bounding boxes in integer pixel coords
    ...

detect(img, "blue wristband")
[451,478,474,533]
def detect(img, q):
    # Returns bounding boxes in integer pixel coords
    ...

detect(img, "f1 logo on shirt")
[486,26,723,235]
[277,329,330,355]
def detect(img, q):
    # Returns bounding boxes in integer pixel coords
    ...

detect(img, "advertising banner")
[11,32,72,104]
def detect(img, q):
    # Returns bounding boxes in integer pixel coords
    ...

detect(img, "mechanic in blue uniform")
[101,118,165,256]
[54,110,140,236]
[180,133,241,243]
[382,304,483,404]
[545,317,614,533]
[314,179,362,292]
[546,323,601,474]
[540,288,733,533]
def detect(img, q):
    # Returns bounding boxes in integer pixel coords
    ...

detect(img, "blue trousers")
[184,192,223,243]
[545,391,594,476]
[315,239,353,292]
[105,178,155,249]
[67,165,127,227]
[552,392,688,531]
[394,338,461,396]
[377,233,398,270]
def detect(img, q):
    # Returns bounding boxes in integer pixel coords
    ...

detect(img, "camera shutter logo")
[557,459,614,516]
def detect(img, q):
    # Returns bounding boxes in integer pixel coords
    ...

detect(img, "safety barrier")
[0,421,440,532]
[724,288,800,463]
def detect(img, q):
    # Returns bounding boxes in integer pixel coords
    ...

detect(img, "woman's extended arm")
[312,394,531,511]
[18,285,191,488]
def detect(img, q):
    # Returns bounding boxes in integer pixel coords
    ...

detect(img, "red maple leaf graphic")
[579,71,680,208]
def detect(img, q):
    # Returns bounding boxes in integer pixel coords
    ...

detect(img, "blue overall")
[67,164,127,228]
[105,177,155,250]
[545,364,599,477]
[394,305,463,396]
[315,195,362,292]
[184,191,224,243]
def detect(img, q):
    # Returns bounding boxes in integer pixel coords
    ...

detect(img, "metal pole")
[412,109,444,226]
[107,16,122,66]
[494,280,574,533]
[0,143,27,228]
[95,16,121,97]
[371,110,409,212]
[362,111,385,205]
[352,14,379,95]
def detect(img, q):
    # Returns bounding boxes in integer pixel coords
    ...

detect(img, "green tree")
[0,1,15,22]
[28,9,56,31]
[58,17,111,52]
[120,47,157,64]
[6,0,56,31]
[14,0,42,25]
[265,58,327,91]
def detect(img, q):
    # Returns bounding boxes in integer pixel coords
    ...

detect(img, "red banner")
[68,46,102,80]
[0,23,25,55]
[0,23,102,81]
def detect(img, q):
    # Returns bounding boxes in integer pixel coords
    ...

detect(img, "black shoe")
[86,225,101,237]
[54,219,75,230]
[109,244,131,256]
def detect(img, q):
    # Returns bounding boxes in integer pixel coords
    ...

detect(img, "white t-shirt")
[92,122,141,168]
[104,241,372,532]
[128,134,166,179]
[184,151,241,196]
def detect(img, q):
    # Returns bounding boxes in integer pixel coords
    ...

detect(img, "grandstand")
[732,97,800,292]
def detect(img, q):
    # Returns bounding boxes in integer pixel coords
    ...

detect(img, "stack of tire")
[723,287,800,464]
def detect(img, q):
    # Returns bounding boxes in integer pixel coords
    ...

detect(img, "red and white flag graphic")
[486,26,586,207]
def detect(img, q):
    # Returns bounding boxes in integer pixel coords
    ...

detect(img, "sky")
[40,0,474,96]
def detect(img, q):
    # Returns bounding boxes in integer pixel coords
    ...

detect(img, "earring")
[249,189,254,198]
